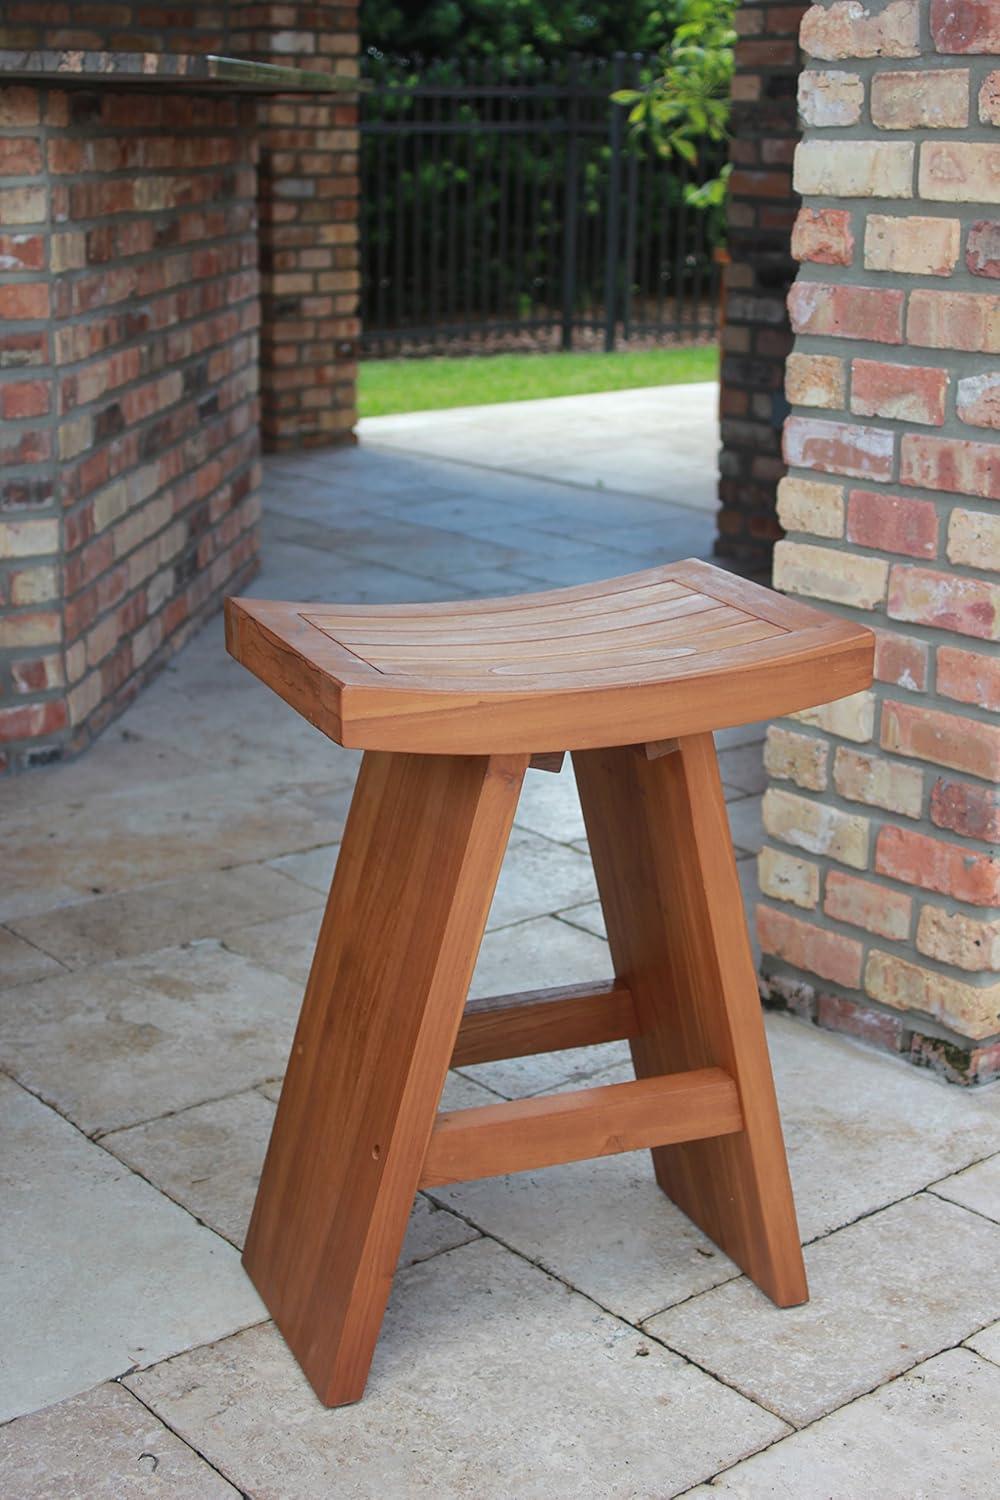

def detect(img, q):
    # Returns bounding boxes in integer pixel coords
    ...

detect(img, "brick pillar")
[715,1,807,572]
[758,0,1000,1084]
[231,3,361,450]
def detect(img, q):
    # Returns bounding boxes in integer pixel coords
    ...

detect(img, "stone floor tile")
[470,914,611,1002]
[486,829,599,930]
[769,1015,1000,1241]
[0,926,65,988]
[0,771,352,925]
[267,841,339,893]
[0,1382,241,1498]
[0,941,302,1135]
[0,1075,264,1424]
[431,1149,741,1326]
[930,1151,1000,1223]
[966,1319,1000,1366]
[513,761,588,844]
[8,865,321,970]
[646,1194,1000,1427]
[726,793,764,857]
[102,1087,482,1268]
[557,900,607,940]
[126,1238,786,1500]
[717,741,767,795]
[684,1348,1000,1499]
[224,906,322,986]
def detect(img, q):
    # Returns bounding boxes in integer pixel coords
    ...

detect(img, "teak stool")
[225,560,873,1407]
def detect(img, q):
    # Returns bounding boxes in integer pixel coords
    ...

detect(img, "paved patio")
[2,433,999,1497]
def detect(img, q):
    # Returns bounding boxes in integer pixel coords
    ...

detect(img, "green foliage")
[612,0,736,212]
[362,0,672,62]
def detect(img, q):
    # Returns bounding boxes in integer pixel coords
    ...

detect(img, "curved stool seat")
[225,561,874,1408]
[225,559,872,754]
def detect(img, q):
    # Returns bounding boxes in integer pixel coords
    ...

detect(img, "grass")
[358,344,719,418]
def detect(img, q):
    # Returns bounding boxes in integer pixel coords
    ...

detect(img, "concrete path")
[2,441,998,1498]
[358,380,720,512]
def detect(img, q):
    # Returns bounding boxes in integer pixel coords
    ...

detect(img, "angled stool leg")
[243,749,528,1406]
[573,734,808,1308]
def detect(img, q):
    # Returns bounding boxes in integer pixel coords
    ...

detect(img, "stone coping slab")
[0,49,361,93]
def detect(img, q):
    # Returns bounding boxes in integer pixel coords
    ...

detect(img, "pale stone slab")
[513,761,588,844]
[967,1319,1000,1366]
[486,829,599,931]
[0,1382,240,1497]
[0,941,302,1134]
[647,1194,1000,1427]
[432,1147,741,1325]
[268,841,339,893]
[685,1349,1000,1499]
[769,1015,1000,1240]
[930,1151,1000,1224]
[224,906,323,986]
[103,1085,483,1268]
[0,925,64,988]
[0,770,352,924]
[8,865,321,969]
[127,1239,786,1499]
[558,900,607,940]
[470,914,612,1002]
[0,1075,264,1424]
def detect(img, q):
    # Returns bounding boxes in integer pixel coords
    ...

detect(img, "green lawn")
[358,345,719,417]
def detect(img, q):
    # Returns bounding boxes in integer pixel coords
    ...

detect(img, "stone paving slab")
[0,1383,241,1499]
[102,1079,490,1268]
[125,1239,787,1500]
[0,942,303,1135]
[647,1193,1000,1428]
[930,1151,1000,1224]
[8,865,321,970]
[967,1319,1000,1365]
[0,1075,264,1424]
[357,383,720,513]
[684,1347,1000,1498]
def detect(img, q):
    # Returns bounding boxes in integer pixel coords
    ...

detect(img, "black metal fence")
[360,54,725,357]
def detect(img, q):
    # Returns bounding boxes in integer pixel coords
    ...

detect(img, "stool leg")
[573,734,808,1308]
[243,749,527,1406]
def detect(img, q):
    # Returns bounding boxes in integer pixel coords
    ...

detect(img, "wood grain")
[574,733,810,1309]
[450,980,636,1068]
[242,748,527,1407]
[225,561,874,755]
[420,1068,742,1188]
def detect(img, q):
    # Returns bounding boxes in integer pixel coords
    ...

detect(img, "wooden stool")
[225,561,873,1407]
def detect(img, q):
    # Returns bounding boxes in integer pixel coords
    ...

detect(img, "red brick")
[788,282,904,344]
[937,644,1000,711]
[757,905,864,988]
[875,825,1000,905]
[956,373,1000,429]
[0,699,68,744]
[0,283,50,320]
[930,777,1000,842]
[790,207,855,266]
[816,993,909,1054]
[874,629,928,691]
[825,870,913,941]
[0,379,50,419]
[881,699,1000,780]
[0,232,44,270]
[784,416,895,481]
[900,434,1000,500]
[846,490,938,559]
[967,220,1000,278]
[907,289,1000,353]
[850,360,948,427]
[0,137,43,176]
[931,0,1000,53]
[871,68,969,129]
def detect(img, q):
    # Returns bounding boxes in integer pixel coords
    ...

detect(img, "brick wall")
[716,1,807,572]
[758,0,1000,1084]
[230,2,361,449]
[0,83,261,771]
